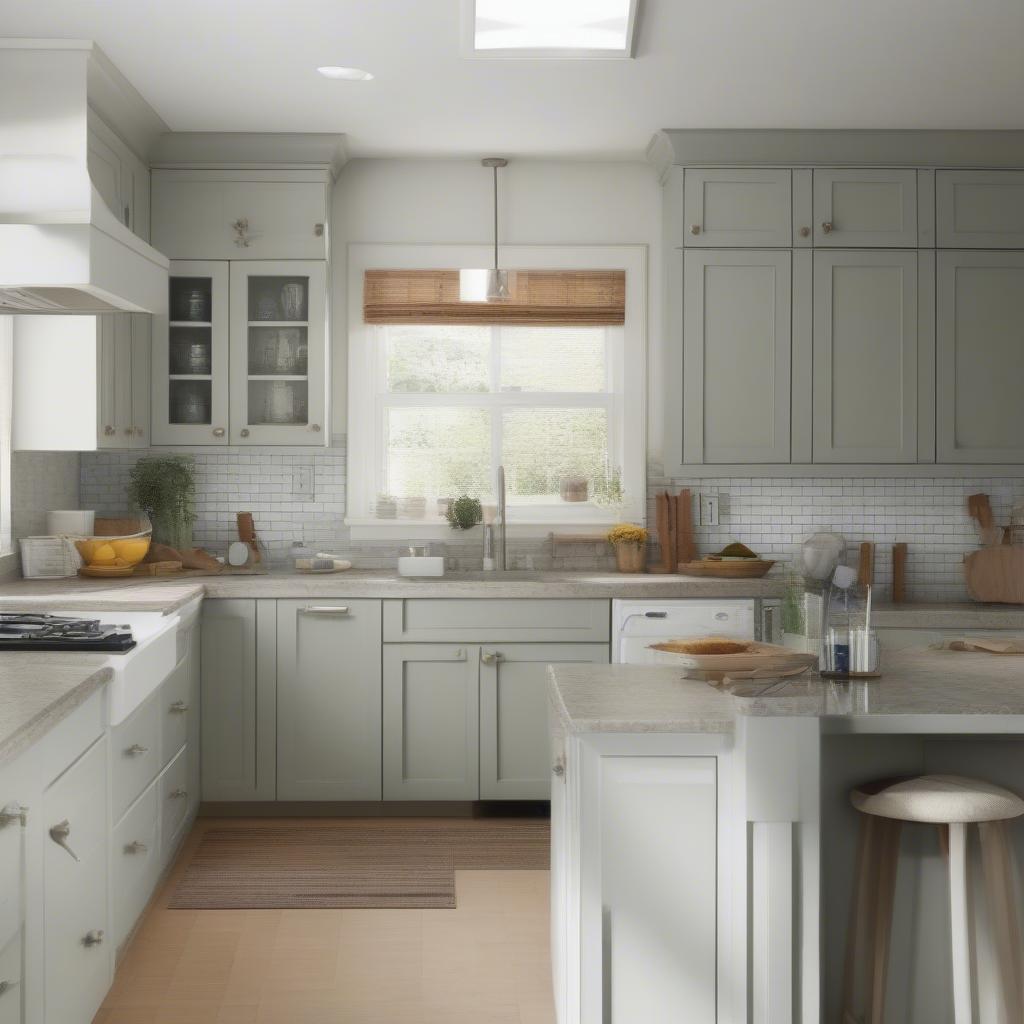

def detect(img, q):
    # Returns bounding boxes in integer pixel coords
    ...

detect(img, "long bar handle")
[300,606,350,615]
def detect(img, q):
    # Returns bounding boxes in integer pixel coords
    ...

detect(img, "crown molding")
[151,132,349,177]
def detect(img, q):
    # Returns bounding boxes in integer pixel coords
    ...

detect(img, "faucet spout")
[496,465,507,571]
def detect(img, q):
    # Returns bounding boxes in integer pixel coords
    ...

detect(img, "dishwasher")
[613,598,782,664]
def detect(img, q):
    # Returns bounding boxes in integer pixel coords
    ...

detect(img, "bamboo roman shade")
[363,269,625,326]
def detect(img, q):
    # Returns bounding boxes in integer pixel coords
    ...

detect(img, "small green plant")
[127,455,197,551]
[593,467,625,508]
[445,495,483,530]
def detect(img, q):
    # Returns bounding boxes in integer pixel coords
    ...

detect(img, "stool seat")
[851,773,1024,824]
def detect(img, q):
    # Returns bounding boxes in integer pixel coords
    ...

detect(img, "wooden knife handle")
[857,542,874,587]
[892,543,907,603]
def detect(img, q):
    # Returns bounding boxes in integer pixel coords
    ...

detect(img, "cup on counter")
[850,628,880,674]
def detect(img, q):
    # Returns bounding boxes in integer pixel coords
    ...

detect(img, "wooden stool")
[841,775,1024,1024]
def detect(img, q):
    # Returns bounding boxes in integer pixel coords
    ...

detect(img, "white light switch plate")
[293,466,315,500]
[699,493,719,526]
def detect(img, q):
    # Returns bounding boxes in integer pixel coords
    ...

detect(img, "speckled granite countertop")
[0,654,112,768]
[550,647,1024,735]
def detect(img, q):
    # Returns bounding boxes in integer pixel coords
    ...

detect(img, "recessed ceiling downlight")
[317,66,374,81]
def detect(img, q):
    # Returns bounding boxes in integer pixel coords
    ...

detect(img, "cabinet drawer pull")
[82,930,104,948]
[213,427,226,438]
[301,605,350,615]
[0,804,27,828]
[125,743,148,757]
[821,221,834,234]
[0,979,18,996]
[481,651,503,664]
[169,789,188,800]
[49,820,79,861]
[124,840,148,854]
[169,701,189,713]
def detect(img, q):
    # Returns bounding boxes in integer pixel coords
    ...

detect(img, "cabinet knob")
[799,226,811,238]
[689,224,701,235]
[309,423,321,433]
[82,930,104,948]
[135,427,146,437]
[169,788,188,800]
[481,651,503,664]
[125,743,148,757]
[49,820,79,861]
[124,840,148,854]
[123,427,133,435]
[822,221,834,234]
[0,980,18,996]
[213,427,226,438]
[314,223,325,237]
[169,700,189,713]
[0,804,27,828]
[240,428,250,438]
[104,425,115,436]
[552,762,565,777]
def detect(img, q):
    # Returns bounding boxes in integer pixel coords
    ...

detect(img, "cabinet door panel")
[813,250,918,463]
[152,261,230,445]
[580,752,717,1024]
[229,260,328,445]
[0,933,20,1024]
[201,600,276,801]
[277,600,382,800]
[480,644,607,800]
[937,251,1024,462]
[130,314,151,448]
[684,169,791,247]
[383,646,478,800]
[111,782,159,951]
[937,171,1024,248]
[814,169,917,246]
[683,250,791,463]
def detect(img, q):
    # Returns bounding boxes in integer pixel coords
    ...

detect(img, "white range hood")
[0,41,168,314]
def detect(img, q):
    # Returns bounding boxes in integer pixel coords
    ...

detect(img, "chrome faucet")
[496,465,508,571]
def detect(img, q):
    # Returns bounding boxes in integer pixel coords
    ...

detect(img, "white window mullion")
[490,326,502,500]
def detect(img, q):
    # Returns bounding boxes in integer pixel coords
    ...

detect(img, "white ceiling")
[5,0,1024,159]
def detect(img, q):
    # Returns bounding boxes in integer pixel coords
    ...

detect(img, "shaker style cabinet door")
[152,261,230,445]
[682,250,792,463]
[229,260,328,445]
[382,645,480,801]
[277,600,383,801]
[936,170,1024,248]
[814,169,917,247]
[812,250,919,463]
[479,644,608,801]
[683,169,791,247]
[937,251,1024,463]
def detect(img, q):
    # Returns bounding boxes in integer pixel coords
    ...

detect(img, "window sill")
[345,516,637,542]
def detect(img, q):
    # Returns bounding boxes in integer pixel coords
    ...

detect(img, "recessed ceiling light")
[467,0,638,58]
[317,66,374,81]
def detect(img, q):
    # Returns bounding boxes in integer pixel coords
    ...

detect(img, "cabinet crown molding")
[151,132,349,177]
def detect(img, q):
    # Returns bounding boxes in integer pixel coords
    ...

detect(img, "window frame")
[0,317,12,559]
[347,244,647,539]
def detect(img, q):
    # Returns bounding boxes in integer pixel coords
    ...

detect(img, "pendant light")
[460,157,516,302]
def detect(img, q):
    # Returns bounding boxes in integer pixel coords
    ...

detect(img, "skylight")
[467,0,638,58]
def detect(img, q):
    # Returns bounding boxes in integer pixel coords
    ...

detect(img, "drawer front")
[683,168,791,247]
[0,932,22,1024]
[937,170,1024,247]
[43,737,110,1024]
[383,599,610,643]
[111,696,161,821]
[111,783,159,950]
[159,747,190,866]
[160,657,191,768]
[0,810,22,953]
[814,168,917,246]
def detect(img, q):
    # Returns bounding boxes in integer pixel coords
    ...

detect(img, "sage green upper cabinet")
[936,171,1024,248]
[151,170,329,261]
[382,645,479,801]
[201,600,277,802]
[277,601,382,801]
[682,250,791,463]
[937,251,1024,463]
[813,251,920,463]
[683,169,791,247]
[813,169,917,247]
[87,112,150,239]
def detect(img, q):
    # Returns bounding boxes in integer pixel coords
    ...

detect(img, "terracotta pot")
[613,540,646,573]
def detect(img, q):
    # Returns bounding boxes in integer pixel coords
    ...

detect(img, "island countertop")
[549,647,1024,736]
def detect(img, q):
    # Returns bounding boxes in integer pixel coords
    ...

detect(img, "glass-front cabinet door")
[229,261,327,444]
[152,261,230,444]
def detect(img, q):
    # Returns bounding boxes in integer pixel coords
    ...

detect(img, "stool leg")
[948,822,974,1024]
[869,818,902,1024]
[979,821,1024,1022]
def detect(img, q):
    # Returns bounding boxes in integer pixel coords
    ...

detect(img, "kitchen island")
[548,650,1024,1024]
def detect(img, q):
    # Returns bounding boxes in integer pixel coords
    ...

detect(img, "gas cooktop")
[0,613,136,653]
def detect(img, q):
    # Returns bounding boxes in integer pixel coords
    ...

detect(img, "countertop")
[549,647,1024,736]
[0,654,111,767]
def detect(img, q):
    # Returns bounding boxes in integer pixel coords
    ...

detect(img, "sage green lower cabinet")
[277,600,383,800]
[0,784,24,1024]
[383,645,480,801]
[480,644,608,801]
[201,599,277,801]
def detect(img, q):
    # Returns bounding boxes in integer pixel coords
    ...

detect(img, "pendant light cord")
[493,164,499,271]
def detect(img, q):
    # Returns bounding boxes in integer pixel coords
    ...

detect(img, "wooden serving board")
[678,558,775,579]
[648,640,817,679]
[964,546,1024,604]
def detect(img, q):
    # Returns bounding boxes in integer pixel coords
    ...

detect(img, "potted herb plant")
[445,495,483,531]
[607,523,648,573]
[127,455,197,552]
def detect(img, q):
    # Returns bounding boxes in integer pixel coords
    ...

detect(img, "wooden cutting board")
[964,546,1024,604]
[678,558,775,579]
[648,640,817,679]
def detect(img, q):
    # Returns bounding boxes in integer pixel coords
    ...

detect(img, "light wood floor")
[95,818,556,1024]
